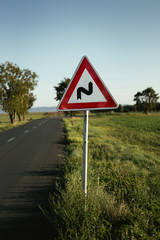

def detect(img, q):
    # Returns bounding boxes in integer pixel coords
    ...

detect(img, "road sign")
[57,56,118,111]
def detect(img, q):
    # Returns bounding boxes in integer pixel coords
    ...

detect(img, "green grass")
[42,112,160,239]
[0,112,45,132]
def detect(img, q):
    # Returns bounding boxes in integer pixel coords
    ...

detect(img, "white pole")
[82,110,89,196]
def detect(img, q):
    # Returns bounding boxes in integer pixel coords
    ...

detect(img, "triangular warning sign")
[57,56,118,111]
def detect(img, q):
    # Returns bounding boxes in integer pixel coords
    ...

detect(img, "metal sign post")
[82,110,89,196]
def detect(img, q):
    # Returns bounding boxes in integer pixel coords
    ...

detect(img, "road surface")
[0,117,64,239]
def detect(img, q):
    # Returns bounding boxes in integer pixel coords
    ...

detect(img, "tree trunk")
[14,111,16,122]
[17,112,21,121]
[9,113,14,124]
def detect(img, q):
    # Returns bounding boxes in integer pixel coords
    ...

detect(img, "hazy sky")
[0,0,160,107]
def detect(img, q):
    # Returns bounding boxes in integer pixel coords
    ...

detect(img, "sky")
[0,0,160,107]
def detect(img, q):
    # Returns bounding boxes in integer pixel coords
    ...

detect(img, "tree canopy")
[54,78,70,101]
[133,87,159,113]
[0,61,38,123]
[54,78,78,116]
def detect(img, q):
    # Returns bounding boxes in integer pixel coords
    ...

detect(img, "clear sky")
[0,0,160,107]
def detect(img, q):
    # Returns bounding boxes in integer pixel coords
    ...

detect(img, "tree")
[0,62,38,123]
[54,78,72,116]
[142,87,159,113]
[133,87,159,113]
[16,93,36,121]
[54,78,70,101]
[157,102,160,111]
[133,91,143,112]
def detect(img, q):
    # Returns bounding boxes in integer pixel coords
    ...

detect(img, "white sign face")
[68,69,106,103]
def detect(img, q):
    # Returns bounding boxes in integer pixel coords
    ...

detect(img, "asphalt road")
[0,117,64,239]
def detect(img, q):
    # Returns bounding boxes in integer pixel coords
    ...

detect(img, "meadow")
[44,112,160,239]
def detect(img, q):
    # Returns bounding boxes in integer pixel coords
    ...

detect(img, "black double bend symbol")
[77,82,93,100]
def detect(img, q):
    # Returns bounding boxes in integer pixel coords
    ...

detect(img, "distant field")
[46,112,160,239]
[0,113,45,132]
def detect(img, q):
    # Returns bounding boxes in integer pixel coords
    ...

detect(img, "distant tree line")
[54,78,160,114]
[0,62,38,123]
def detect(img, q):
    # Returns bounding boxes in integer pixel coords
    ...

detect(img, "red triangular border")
[57,56,118,111]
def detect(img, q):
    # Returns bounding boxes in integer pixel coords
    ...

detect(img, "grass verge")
[42,113,160,239]
[0,113,47,133]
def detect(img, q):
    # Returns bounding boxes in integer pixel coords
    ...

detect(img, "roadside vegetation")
[0,61,38,123]
[0,113,45,132]
[42,112,160,239]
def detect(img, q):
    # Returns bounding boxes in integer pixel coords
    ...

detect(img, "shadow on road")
[0,164,64,240]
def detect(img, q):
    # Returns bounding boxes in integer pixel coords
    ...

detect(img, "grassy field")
[0,112,45,132]
[44,112,160,239]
